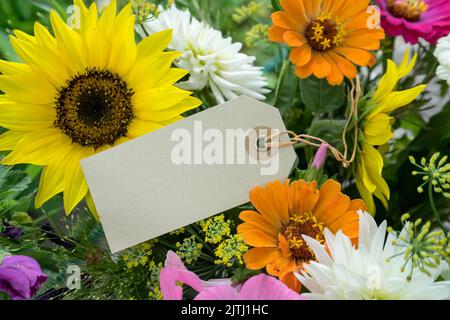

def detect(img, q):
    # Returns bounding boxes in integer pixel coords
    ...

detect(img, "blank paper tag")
[81,96,297,253]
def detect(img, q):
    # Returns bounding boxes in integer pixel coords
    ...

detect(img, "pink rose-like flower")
[377,0,450,44]
[159,251,303,300]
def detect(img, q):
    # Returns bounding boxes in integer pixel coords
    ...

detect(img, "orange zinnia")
[238,179,366,291]
[268,0,385,85]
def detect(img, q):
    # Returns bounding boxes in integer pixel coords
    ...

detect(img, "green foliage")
[300,77,346,114]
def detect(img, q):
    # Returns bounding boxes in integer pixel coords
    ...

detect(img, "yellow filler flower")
[356,50,426,213]
[0,0,201,214]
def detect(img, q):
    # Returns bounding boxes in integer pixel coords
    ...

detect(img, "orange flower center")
[387,0,428,22]
[305,17,344,52]
[282,213,325,261]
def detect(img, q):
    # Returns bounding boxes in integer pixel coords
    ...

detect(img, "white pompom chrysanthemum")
[138,5,270,104]
[295,211,450,300]
[435,34,450,85]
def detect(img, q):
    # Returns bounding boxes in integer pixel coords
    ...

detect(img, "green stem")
[428,183,445,230]
[273,58,290,108]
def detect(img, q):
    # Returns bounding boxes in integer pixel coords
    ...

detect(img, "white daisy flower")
[295,211,450,300]
[138,5,270,104]
[435,33,450,85]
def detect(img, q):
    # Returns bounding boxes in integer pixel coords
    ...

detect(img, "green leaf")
[300,77,345,113]
[0,169,32,195]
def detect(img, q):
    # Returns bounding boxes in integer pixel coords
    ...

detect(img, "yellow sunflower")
[0,0,201,214]
[356,49,426,213]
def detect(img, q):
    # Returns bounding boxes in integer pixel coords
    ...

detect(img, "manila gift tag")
[81,96,297,253]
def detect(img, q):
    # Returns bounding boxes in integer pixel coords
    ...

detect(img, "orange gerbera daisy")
[237,179,366,291]
[268,0,385,85]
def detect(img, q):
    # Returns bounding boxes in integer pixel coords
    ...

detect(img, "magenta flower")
[159,251,303,300]
[0,255,47,300]
[377,0,450,44]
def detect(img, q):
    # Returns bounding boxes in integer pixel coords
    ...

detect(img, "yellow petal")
[158,68,190,87]
[372,59,399,104]
[134,95,201,122]
[364,113,393,146]
[107,3,136,76]
[50,10,87,71]
[136,29,173,60]
[0,74,56,105]
[0,60,30,75]
[398,49,417,79]
[63,147,92,214]
[36,152,72,208]
[86,192,100,221]
[356,178,375,215]
[127,52,181,91]
[0,130,25,151]
[0,103,55,130]
[126,119,163,139]
[2,129,69,166]
[133,86,195,111]
[380,85,426,114]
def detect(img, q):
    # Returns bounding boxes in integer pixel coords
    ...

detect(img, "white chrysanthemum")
[435,34,450,85]
[138,5,270,104]
[295,211,450,300]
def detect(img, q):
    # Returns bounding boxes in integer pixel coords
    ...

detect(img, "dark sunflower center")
[305,17,343,52]
[282,213,325,261]
[55,69,134,149]
[387,0,428,22]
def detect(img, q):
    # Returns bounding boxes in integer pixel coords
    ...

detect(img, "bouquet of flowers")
[0,0,449,301]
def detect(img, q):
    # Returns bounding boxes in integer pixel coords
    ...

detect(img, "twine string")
[265,77,361,168]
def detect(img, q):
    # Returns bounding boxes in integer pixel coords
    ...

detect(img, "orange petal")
[249,180,289,227]
[278,233,292,258]
[312,180,341,218]
[311,53,331,78]
[271,11,300,30]
[288,179,320,216]
[349,198,367,211]
[239,210,279,239]
[268,25,288,43]
[237,225,278,247]
[280,0,308,23]
[328,51,357,79]
[344,31,382,50]
[283,31,306,47]
[327,210,358,234]
[334,47,373,66]
[279,261,303,292]
[295,59,313,78]
[266,253,291,277]
[244,247,280,270]
[336,0,370,22]
[292,45,312,67]
[324,53,344,85]
[303,0,321,19]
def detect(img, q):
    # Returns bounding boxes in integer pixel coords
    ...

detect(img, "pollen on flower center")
[387,0,428,22]
[282,213,325,261]
[305,17,344,52]
[55,69,134,149]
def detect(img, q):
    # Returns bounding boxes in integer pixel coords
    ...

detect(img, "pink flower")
[377,0,450,44]
[159,251,303,300]
[312,143,329,170]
